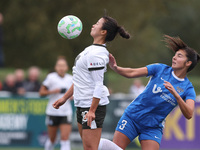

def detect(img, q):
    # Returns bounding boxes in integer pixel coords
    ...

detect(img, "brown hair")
[164,35,200,72]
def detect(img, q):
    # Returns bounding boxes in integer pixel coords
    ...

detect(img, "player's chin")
[171,65,176,70]
[90,32,94,37]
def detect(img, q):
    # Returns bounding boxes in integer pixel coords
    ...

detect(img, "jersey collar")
[92,43,106,48]
[172,71,185,81]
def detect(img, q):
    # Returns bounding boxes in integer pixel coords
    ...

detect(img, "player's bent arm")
[62,84,74,100]
[176,97,195,120]
[39,85,60,96]
[109,53,148,78]
[39,85,48,96]
[53,84,74,109]
[113,66,148,78]
[85,69,103,127]
[86,97,100,127]
[164,81,195,119]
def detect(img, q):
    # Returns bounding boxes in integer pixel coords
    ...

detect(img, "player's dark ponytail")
[197,53,200,62]
[102,16,130,42]
[117,26,130,39]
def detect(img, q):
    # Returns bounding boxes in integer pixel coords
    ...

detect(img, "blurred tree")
[0,0,199,75]
[0,12,4,67]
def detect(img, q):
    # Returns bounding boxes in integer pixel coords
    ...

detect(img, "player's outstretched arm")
[109,53,148,78]
[53,84,74,109]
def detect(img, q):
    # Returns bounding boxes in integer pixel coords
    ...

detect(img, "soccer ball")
[57,15,83,39]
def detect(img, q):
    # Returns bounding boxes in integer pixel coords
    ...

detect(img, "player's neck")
[93,37,105,45]
[57,72,65,78]
[173,69,187,79]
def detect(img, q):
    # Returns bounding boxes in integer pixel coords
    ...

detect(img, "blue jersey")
[125,63,196,129]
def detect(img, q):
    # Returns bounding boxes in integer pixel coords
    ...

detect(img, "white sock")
[98,138,122,150]
[45,138,54,150]
[60,140,71,150]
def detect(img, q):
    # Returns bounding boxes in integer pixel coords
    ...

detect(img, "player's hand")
[52,97,66,109]
[109,53,117,70]
[84,111,95,127]
[163,81,177,96]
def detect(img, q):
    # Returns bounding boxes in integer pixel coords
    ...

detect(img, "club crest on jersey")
[177,86,184,93]
[90,62,103,66]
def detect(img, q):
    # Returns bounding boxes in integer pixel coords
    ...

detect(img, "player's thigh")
[77,122,83,138]
[82,128,102,150]
[58,115,72,140]
[113,131,131,150]
[46,115,58,142]
[47,125,58,142]
[139,126,162,147]
[59,124,72,140]
[140,140,159,150]
[77,106,106,129]
[114,113,138,149]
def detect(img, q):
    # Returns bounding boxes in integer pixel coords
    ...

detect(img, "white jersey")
[72,44,110,107]
[43,72,73,116]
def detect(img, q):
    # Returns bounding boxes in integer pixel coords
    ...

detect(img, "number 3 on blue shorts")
[119,120,127,130]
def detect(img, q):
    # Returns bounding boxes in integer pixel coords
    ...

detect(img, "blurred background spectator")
[129,79,145,98]
[0,12,4,67]
[15,68,26,95]
[23,66,41,92]
[2,73,17,95]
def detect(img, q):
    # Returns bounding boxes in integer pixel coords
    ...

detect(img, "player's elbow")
[184,113,193,120]
[186,116,192,120]
[39,92,44,96]
[39,90,47,96]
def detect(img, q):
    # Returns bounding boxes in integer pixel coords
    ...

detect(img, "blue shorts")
[115,113,163,144]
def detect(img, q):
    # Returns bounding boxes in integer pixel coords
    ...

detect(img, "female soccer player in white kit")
[98,35,200,150]
[39,57,73,150]
[53,15,130,150]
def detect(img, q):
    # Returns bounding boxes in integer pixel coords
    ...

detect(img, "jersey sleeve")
[146,63,162,77]
[87,51,109,71]
[90,69,104,98]
[184,85,196,101]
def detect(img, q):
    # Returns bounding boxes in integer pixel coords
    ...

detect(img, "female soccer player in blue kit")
[98,35,200,150]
